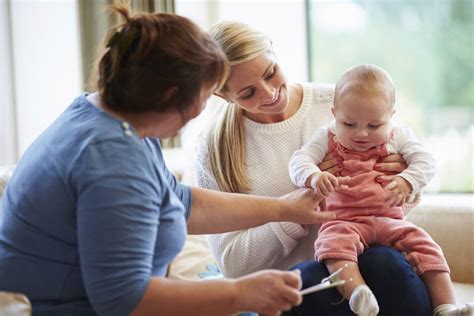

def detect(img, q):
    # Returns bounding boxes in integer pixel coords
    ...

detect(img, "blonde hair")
[208,21,272,193]
[334,64,396,108]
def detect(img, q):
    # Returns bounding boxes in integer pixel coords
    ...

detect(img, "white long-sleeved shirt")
[289,122,436,194]
[194,83,334,277]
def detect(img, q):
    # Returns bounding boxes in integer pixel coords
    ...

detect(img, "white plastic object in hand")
[301,263,353,296]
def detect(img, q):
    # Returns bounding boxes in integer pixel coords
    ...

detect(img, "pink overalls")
[314,131,449,275]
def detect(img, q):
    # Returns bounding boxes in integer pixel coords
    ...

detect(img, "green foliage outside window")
[307,0,473,192]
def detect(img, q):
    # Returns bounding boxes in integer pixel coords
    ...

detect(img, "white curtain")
[78,0,175,90]
[0,0,18,165]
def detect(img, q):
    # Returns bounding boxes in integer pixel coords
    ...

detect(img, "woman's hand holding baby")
[375,154,408,174]
[318,152,343,174]
[377,175,413,206]
[375,154,413,206]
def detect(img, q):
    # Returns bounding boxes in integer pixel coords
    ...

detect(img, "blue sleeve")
[147,138,192,219]
[73,139,162,316]
[163,164,192,220]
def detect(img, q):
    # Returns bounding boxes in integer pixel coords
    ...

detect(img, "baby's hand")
[377,175,412,207]
[308,172,338,197]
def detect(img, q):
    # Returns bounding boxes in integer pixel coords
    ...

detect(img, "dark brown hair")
[94,3,228,114]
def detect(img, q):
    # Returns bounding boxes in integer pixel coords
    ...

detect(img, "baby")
[289,64,471,316]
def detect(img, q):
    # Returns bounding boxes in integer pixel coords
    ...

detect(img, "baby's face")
[333,90,394,152]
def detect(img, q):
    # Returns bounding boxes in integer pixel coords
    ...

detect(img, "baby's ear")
[391,108,396,117]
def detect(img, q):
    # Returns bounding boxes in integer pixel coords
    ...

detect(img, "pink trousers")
[315,216,450,275]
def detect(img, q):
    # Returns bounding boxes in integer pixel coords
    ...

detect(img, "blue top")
[0,94,192,316]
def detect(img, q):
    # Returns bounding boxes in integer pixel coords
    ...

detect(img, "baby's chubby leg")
[424,271,473,316]
[326,259,379,316]
[383,218,467,316]
[325,259,363,297]
[423,271,455,308]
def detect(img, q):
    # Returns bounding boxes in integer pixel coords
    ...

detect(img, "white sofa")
[405,194,474,303]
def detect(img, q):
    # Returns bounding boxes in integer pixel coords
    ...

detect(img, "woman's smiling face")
[221,51,290,123]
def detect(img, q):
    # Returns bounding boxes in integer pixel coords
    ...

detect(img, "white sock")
[434,304,457,316]
[348,284,379,316]
[434,303,474,316]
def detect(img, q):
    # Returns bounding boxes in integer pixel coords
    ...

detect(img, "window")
[307,0,473,192]
[0,0,81,163]
[176,0,308,82]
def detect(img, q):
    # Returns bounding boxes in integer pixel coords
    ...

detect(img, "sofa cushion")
[407,194,474,284]
[453,282,474,305]
[167,234,222,281]
[0,165,15,200]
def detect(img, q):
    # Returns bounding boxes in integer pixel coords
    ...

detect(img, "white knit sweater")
[193,83,335,277]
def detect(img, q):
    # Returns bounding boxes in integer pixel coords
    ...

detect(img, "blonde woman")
[194,21,432,315]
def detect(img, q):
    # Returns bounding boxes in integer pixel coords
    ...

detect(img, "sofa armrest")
[0,165,16,200]
[406,194,474,284]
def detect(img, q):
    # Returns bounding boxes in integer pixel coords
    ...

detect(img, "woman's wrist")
[276,188,331,224]
[226,278,240,312]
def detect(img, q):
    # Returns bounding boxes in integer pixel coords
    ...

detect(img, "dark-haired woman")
[0,5,334,316]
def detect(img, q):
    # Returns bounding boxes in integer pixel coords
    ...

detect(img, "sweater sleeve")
[390,124,437,193]
[288,127,329,187]
[193,135,308,277]
[74,139,161,316]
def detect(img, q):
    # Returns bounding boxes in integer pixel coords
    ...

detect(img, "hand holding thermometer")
[301,263,353,295]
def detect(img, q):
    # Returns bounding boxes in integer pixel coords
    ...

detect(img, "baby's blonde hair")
[334,64,396,108]
[208,21,272,193]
